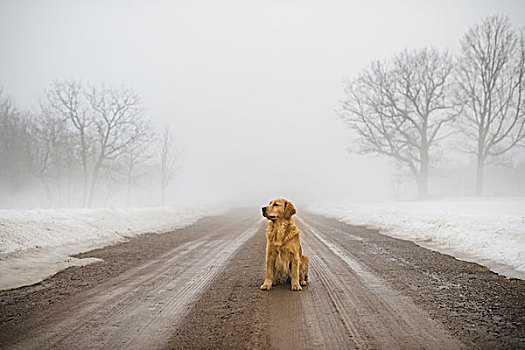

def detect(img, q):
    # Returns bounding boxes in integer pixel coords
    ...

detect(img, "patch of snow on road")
[307,198,525,280]
[0,206,222,290]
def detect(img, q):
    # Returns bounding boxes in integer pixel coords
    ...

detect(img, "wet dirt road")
[1,209,524,349]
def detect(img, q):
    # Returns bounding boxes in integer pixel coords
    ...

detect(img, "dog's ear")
[283,201,296,219]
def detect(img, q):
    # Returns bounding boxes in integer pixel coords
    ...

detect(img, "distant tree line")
[339,15,525,198]
[0,81,179,208]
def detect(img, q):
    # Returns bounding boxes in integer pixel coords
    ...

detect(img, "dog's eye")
[273,203,279,207]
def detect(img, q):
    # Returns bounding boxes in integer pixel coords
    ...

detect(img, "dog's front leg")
[291,254,302,291]
[260,248,275,290]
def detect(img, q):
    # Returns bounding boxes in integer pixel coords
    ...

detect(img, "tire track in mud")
[297,212,525,349]
[294,216,464,349]
[8,215,262,350]
[165,220,272,349]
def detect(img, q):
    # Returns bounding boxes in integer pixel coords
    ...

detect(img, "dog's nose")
[262,207,266,214]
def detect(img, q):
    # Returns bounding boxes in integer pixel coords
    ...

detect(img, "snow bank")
[308,198,525,280]
[0,206,222,290]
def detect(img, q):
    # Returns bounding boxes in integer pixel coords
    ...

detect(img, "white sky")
[1,0,524,206]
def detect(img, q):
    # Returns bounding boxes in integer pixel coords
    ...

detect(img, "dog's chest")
[267,225,295,250]
[270,238,294,264]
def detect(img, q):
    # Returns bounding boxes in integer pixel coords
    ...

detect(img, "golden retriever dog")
[261,198,309,291]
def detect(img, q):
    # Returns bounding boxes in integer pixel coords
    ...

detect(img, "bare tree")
[122,132,154,206]
[159,125,179,205]
[85,84,153,206]
[340,48,459,198]
[0,89,36,206]
[31,107,77,206]
[45,80,92,205]
[456,15,525,195]
[43,81,155,207]
[1,82,172,208]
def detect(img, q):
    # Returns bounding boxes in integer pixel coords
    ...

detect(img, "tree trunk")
[416,171,428,199]
[126,160,133,206]
[40,176,52,208]
[87,161,102,207]
[160,168,166,206]
[80,130,89,207]
[126,183,132,206]
[55,165,62,206]
[516,168,523,196]
[417,139,429,200]
[88,172,97,207]
[476,155,485,195]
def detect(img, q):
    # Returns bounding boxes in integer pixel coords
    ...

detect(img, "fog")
[1,0,524,208]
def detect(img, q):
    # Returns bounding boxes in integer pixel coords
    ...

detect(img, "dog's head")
[262,198,296,221]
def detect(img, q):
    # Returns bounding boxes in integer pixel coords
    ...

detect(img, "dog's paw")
[260,282,272,290]
[291,284,302,291]
[300,280,308,286]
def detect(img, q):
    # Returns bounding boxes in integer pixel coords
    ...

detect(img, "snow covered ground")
[0,206,222,290]
[308,198,525,280]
